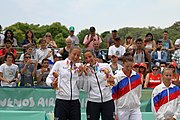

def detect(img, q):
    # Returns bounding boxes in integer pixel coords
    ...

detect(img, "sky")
[1,0,180,34]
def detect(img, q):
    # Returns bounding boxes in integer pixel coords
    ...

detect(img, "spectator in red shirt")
[0,40,16,64]
[144,65,161,89]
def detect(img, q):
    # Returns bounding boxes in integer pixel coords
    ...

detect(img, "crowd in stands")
[0,25,180,89]
[0,25,180,119]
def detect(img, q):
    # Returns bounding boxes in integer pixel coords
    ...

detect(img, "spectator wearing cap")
[139,62,148,85]
[133,38,151,71]
[144,65,161,89]
[132,63,144,83]
[54,53,63,63]
[168,62,179,83]
[108,36,125,65]
[106,30,117,48]
[67,26,79,46]
[151,39,167,67]
[83,26,102,50]
[0,40,16,64]
[174,38,180,50]
[109,53,123,75]
[168,62,180,88]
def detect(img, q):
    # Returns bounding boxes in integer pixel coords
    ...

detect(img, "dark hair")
[83,50,95,57]
[112,30,117,33]
[163,30,168,34]
[42,58,49,63]
[39,38,46,44]
[126,36,132,40]
[4,52,14,59]
[90,26,96,32]
[135,38,143,43]
[4,30,14,40]
[145,33,153,40]
[25,30,34,39]
[152,65,159,70]
[4,40,12,44]
[122,53,133,63]
[160,61,167,66]
[24,53,31,58]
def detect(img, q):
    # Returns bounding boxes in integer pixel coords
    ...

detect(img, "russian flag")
[112,73,142,100]
[153,86,180,112]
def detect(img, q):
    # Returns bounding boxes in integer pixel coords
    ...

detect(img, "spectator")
[172,45,180,74]
[108,36,126,65]
[124,36,133,50]
[151,39,167,67]
[83,26,102,50]
[19,46,35,62]
[92,41,104,63]
[54,53,63,63]
[109,54,123,75]
[46,46,83,120]
[3,30,18,47]
[144,33,156,52]
[0,25,4,47]
[161,31,175,52]
[159,62,167,73]
[19,53,38,86]
[133,38,151,71]
[44,32,57,49]
[0,40,16,64]
[83,50,115,120]
[168,62,179,83]
[35,38,54,68]
[161,31,175,62]
[144,65,161,89]
[21,30,36,49]
[67,26,79,46]
[112,55,142,120]
[174,38,180,50]
[139,62,148,85]
[36,58,50,86]
[59,38,72,60]
[106,30,117,48]
[152,68,180,120]
[132,63,144,83]
[0,52,19,87]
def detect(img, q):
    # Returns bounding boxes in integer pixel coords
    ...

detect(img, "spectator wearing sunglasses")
[19,53,38,86]
[144,65,161,89]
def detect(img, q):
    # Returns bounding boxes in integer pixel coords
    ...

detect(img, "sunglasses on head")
[133,66,139,68]
[169,66,175,68]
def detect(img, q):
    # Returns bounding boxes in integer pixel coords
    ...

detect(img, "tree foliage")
[2,21,180,48]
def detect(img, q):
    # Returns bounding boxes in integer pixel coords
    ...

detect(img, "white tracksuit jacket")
[83,63,113,103]
[152,82,180,120]
[46,58,84,100]
[112,70,142,111]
